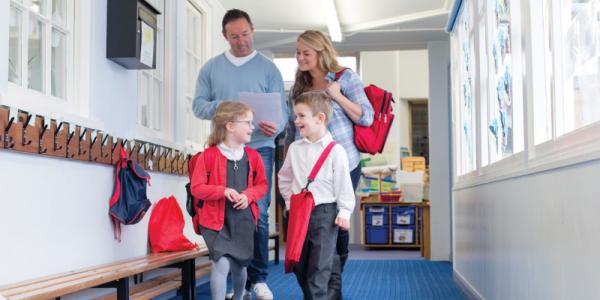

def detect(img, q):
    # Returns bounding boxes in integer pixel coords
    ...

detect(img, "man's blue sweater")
[192,52,287,149]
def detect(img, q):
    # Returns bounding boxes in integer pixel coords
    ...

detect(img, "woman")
[287,30,374,299]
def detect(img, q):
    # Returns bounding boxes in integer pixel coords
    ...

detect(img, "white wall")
[0,2,7,96]
[0,150,194,284]
[453,160,600,299]
[210,3,229,55]
[359,50,429,167]
[89,0,138,138]
[427,41,452,261]
[0,0,228,287]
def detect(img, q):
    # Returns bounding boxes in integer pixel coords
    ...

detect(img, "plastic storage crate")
[401,157,426,172]
[392,225,415,244]
[362,176,397,193]
[380,191,402,202]
[392,206,415,225]
[366,226,389,244]
[365,206,388,226]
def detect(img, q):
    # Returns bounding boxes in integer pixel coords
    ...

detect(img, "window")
[273,58,298,83]
[452,0,526,179]
[455,1,476,175]
[486,0,514,163]
[532,0,555,145]
[138,0,167,133]
[477,0,490,166]
[556,0,600,136]
[532,0,600,144]
[185,0,210,146]
[8,0,73,99]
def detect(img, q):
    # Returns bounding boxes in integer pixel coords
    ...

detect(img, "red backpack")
[185,152,206,218]
[336,69,395,155]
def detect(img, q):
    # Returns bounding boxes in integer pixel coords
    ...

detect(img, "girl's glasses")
[231,120,254,127]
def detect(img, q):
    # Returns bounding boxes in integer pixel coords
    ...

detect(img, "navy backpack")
[109,148,151,241]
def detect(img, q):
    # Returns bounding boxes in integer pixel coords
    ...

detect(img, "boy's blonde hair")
[294,91,333,124]
[207,101,253,147]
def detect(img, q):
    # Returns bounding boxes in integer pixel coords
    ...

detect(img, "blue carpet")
[182,260,466,300]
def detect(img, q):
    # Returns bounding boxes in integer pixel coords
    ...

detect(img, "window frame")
[136,0,175,145]
[181,0,211,151]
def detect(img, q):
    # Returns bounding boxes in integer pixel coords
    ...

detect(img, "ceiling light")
[322,0,343,42]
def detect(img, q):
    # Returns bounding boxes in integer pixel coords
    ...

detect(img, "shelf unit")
[360,195,430,259]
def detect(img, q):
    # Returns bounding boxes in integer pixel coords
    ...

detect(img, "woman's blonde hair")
[292,30,344,99]
[207,101,253,147]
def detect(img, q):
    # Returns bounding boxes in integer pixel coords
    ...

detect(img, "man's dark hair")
[222,9,253,35]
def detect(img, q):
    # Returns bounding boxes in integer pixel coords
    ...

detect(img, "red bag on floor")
[285,142,336,273]
[148,196,197,253]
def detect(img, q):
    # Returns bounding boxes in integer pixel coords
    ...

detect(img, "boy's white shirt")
[217,143,245,160]
[278,131,355,221]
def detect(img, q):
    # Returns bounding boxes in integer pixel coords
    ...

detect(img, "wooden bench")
[0,247,209,300]
[94,260,213,300]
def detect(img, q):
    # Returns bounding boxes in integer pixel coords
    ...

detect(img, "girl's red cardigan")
[190,146,268,234]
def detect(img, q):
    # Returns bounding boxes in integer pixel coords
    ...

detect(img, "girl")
[190,101,268,300]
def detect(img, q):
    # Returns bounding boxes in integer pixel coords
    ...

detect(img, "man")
[193,9,286,300]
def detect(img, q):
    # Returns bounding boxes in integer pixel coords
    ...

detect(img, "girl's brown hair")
[292,30,344,99]
[207,101,253,147]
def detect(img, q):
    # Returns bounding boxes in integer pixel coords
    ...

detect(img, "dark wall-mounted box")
[106,0,161,69]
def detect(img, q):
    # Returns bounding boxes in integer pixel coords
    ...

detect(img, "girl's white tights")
[210,256,247,300]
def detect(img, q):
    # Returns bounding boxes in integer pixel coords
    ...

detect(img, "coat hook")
[54,122,64,151]
[23,113,32,127]
[21,113,33,146]
[67,131,75,144]
[143,144,151,160]
[39,124,49,154]
[6,117,14,131]
[80,128,88,140]
[54,122,63,135]
[67,131,76,158]
[112,140,119,152]
[5,117,15,149]
[39,124,48,139]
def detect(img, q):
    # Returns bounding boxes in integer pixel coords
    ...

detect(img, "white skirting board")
[453,270,484,300]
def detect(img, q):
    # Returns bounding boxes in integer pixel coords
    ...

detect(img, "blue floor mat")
[176,260,466,300]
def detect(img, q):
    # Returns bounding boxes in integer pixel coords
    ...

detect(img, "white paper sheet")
[140,21,154,68]
[238,92,283,126]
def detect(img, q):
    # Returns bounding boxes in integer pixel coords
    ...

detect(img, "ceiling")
[218,0,452,55]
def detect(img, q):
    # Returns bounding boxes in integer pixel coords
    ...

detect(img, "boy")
[278,91,355,299]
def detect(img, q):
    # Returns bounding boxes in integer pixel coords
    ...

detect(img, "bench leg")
[274,236,280,264]
[180,259,196,300]
[189,259,196,300]
[116,277,129,300]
